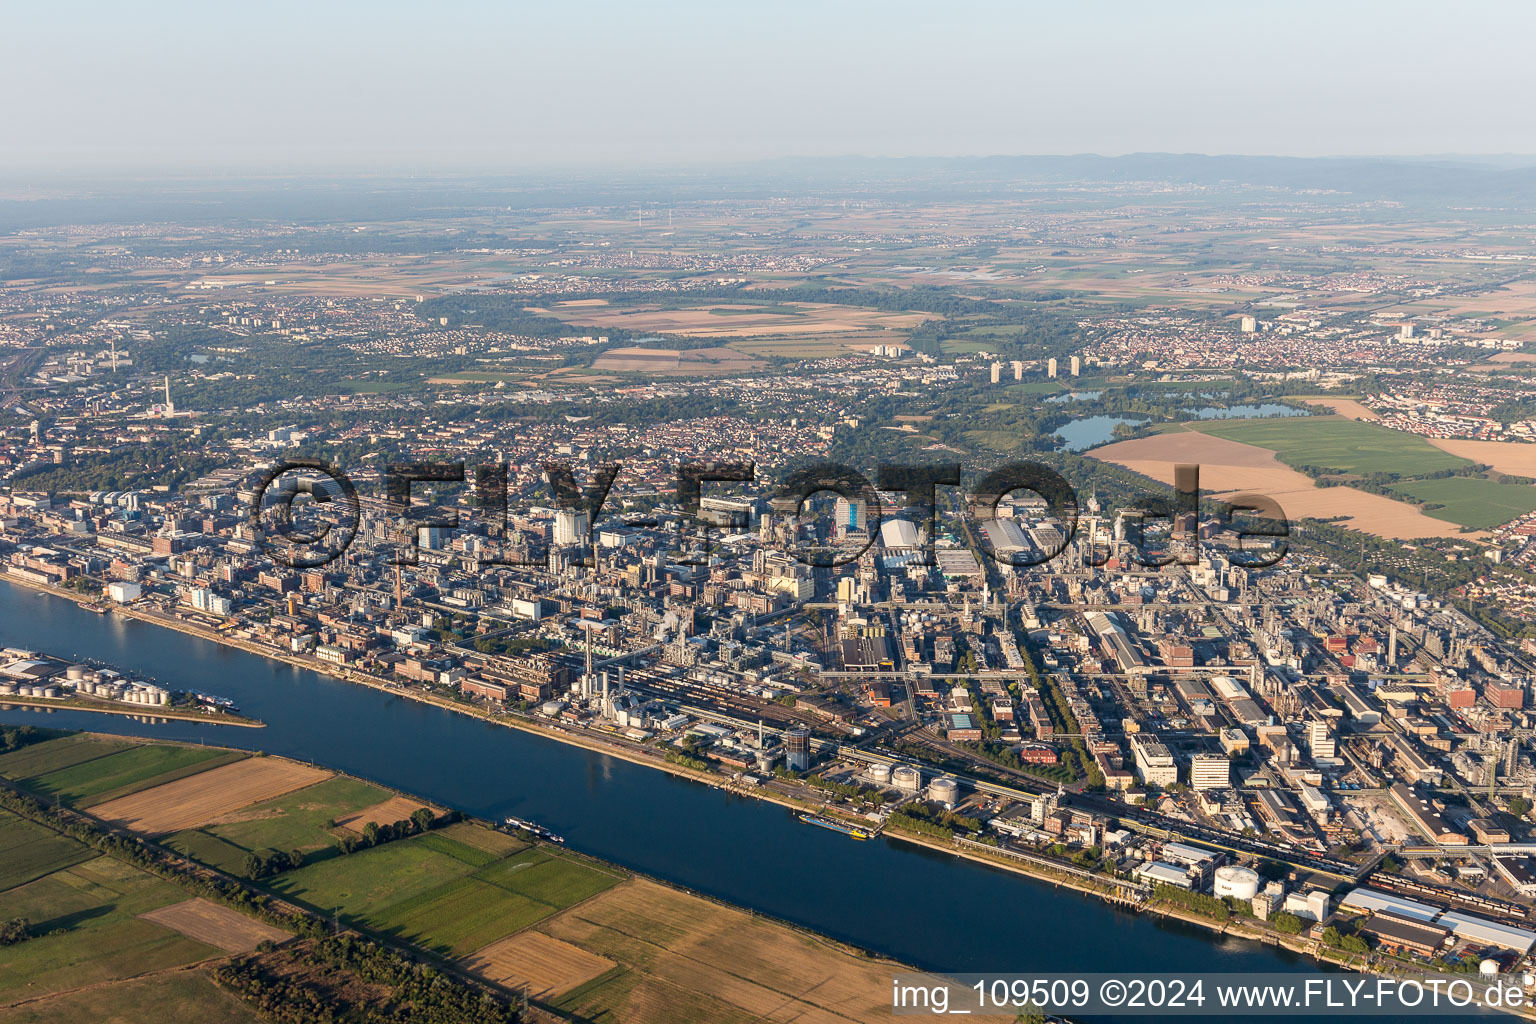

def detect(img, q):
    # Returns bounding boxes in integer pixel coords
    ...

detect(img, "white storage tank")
[891,764,923,793]
[1213,865,1261,901]
[65,665,87,681]
[867,762,893,785]
[929,776,960,807]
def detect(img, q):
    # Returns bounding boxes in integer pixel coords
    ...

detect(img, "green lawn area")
[23,745,242,808]
[0,815,95,892]
[167,775,390,873]
[1395,477,1536,529]
[0,735,131,781]
[1193,417,1472,476]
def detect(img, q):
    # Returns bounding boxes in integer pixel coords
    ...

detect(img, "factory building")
[1131,735,1178,788]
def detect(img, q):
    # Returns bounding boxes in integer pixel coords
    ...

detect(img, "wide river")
[0,582,1311,999]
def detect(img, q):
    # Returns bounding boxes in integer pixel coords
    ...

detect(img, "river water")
[0,582,1310,994]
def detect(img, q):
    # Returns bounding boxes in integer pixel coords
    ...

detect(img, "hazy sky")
[4,0,1534,173]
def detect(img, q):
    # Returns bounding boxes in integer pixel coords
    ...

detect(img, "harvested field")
[538,879,917,1024]
[335,796,439,834]
[434,821,527,857]
[1091,432,1486,541]
[461,931,614,998]
[534,301,930,338]
[91,759,330,836]
[589,346,763,374]
[139,898,290,953]
[1299,397,1380,421]
[1427,438,1536,477]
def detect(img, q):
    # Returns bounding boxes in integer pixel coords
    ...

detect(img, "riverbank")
[3,576,1308,958]
[3,577,1335,972]
[0,692,263,727]
[0,729,942,1023]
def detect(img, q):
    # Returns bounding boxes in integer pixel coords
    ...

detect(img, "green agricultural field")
[1193,417,1471,476]
[169,775,390,872]
[23,745,241,808]
[0,813,218,1001]
[266,833,483,921]
[265,831,620,956]
[728,336,852,358]
[0,855,189,930]
[414,831,500,868]
[368,846,621,956]
[0,967,266,1024]
[0,917,221,1001]
[0,815,94,892]
[0,735,131,781]
[1394,477,1536,530]
[475,848,622,908]
[1007,379,1069,395]
[162,829,254,877]
[369,878,552,956]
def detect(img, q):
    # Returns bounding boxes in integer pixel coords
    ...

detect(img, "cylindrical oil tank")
[891,764,923,793]
[929,776,960,806]
[867,762,893,785]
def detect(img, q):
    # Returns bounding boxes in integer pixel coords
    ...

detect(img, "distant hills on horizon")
[3,152,1535,230]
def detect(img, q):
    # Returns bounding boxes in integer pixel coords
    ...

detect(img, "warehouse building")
[1360,913,1450,958]
[1387,782,1465,845]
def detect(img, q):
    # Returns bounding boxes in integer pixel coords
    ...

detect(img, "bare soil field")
[1299,397,1380,421]
[139,898,290,953]
[1426,438,1536,477]
[335,796,439,834]
[1091,432,1486,541]
[589,346,764,373]
[461,931,615,998]
[91,759,331,836]
[536,878,925,1023]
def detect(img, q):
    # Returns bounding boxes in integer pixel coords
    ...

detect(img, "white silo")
[1213,865,1261,901]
